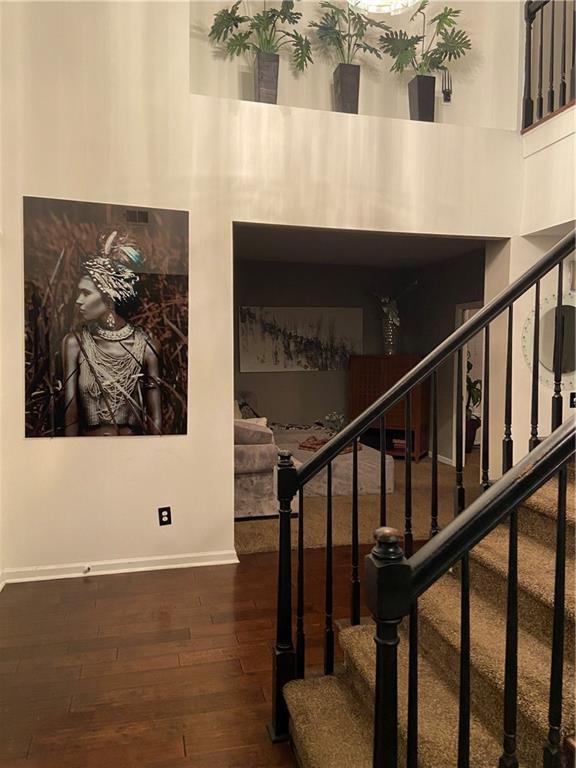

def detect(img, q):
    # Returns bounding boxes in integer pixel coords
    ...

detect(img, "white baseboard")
[0,549,239,585]
[438,454,456,467]
[0,572,4,593]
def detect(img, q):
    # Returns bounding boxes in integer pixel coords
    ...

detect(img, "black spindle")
[407,603,419,768]
[430,370,440,536]
[543,463,569,768]
[296,488,305,679]
[380,415,387,527]
[538,7,545,119]
[548,0,556,113]
[269,451,297,742]
[551,263,564,430]
[530,280,541,451]
[404,392,414,555]
[523,3,536,128]
[458,552,471,768]
[455,349,465,516]
[560,0,567,106]
[503,306,514,473]
[351,438,360,626]
[324,464,334,675]
[481,326,491,491]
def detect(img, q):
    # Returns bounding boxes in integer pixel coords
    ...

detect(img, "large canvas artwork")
[239,306,362,372]
[24,197,188,437]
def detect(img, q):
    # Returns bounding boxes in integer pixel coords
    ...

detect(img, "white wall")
[191,0,523,131]
[0,0,572,581]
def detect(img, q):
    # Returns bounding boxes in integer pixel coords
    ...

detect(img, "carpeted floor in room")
[235,448,481,554]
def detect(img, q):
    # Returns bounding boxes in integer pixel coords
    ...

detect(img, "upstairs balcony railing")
[523,0,576,130]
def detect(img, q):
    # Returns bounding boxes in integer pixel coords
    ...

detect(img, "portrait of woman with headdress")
[24,196,188,438]
[62,228,162,436]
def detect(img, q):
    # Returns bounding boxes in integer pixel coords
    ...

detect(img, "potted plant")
[209,0,313,105]
[379,0,471,122]
[309,1,388,114]
[465,351,481,454]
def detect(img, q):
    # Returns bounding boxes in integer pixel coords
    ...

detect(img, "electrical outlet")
[158,506,172,526]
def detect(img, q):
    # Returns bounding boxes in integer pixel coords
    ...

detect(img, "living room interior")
[0,0,575,767]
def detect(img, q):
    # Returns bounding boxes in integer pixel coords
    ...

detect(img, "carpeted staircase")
[283,470,575,767]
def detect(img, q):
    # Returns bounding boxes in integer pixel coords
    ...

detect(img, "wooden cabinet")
[347,355,430,461]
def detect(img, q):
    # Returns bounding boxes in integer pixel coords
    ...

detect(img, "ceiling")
[233,222,486,269]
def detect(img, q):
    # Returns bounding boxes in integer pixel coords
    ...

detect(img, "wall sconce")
[351,0,420,14]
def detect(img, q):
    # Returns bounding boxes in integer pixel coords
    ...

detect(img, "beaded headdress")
[84,229,142,304]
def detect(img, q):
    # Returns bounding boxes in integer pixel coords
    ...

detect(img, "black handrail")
[409,416,575,601]
[298,229,575,487]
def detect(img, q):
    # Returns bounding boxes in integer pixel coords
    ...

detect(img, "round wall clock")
[521,290,576,391]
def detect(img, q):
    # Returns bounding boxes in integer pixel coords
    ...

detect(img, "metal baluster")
[296,488,305,679]
[523,3,536,128]
[538,7,545,119]
[551,262,564,430]
[351,438,360,626]
[269,451,297,742]
[380,415,387,527]
[455,349,465,516]
[455,347,470,767]
[481,326,491,491]
[548,0,556,113]
[560,0,568,106]
[543,462,569,767]
[430,370,440,536]
[503,306,514,472]
[325,463,334,675]
[530,280,541,451]
[405,392,414,555]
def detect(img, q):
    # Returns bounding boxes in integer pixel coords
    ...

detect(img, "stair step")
[284,675,373,768]
[518,470,575,553]
[418,570,575,765]
[339,624,502,768]
[469,523,575,649]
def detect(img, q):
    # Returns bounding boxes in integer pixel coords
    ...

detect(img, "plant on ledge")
[379,0,471,122]
[309,1,389,114]
[209,1,312,105]
[465,351,482,453]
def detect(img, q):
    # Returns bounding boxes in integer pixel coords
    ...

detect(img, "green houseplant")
[379,0,471,121]
[309,1,389,114]
[465,351,482,453]
[209,0,313,105]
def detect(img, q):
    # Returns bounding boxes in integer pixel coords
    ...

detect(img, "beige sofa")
[234,418,278,518]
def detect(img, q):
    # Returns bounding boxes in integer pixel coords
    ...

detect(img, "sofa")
[234,417,278,519]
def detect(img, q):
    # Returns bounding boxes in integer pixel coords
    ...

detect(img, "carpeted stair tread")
[470,524,575,636]
[418,571,575,763]
[339,624,502,767]
[519,470,576,550]
[284,675,373,768]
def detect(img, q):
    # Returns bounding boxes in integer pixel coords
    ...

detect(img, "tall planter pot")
[408,74,435,122]
[255,52,279,104]
[334,63,360,114]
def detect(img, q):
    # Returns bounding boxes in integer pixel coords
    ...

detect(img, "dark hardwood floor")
[0,546,368,768]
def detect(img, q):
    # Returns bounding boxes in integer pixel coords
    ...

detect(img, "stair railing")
[268,229,575,762]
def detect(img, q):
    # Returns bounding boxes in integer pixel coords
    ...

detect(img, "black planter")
[334,63,360,114]
[465,416,481,454]
[255,52,279,104]
[408,74,436,122]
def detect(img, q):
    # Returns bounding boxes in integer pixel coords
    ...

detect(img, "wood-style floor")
[0,546,370,768]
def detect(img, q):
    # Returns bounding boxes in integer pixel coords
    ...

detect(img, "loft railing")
[268,229,576,768]
[523,0,576,130]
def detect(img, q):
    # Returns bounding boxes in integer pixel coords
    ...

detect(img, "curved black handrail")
[297,230,575,487]
[409,416,575,600]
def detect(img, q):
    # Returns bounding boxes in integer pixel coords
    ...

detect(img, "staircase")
[266,231,576,768]
[283,470,575,768]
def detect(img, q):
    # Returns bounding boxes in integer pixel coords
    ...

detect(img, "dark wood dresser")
[347,354,430,461]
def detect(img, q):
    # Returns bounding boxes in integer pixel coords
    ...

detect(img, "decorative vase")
[255,52,279,104]
[465,415,481,453]
[382,318,399,356]
[408,74,436,122]
[334,63,360,114]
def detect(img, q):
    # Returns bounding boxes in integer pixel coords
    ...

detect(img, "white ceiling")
[233,222,486,268]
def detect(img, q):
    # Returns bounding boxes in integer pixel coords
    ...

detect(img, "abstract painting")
[24,196,188,437]
[239,306,362,372]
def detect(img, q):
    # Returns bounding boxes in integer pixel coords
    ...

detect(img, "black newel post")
[365,527,413,768]
[268,451,298,743]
